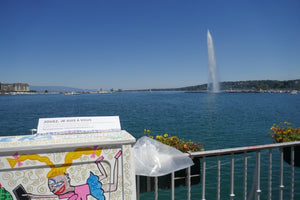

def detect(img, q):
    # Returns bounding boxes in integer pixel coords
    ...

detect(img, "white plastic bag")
[134,136,194,177]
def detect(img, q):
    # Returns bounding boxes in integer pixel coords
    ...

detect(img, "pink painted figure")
[22,150,122,200]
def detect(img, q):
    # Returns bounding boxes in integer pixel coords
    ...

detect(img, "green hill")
[150,79,300,92]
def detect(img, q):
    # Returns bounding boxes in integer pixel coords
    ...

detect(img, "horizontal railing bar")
[174,177,185,180]
[174,174,200,180]
[189,141,300,158]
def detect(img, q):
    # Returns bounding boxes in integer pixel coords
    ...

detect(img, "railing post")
[268,148,272,200]
[290,146,294,200]
[243,152,247,200]
[187,166,191,200]
[155,176,158,200]
[202,156,206,200]
[171,172,175,200]
[217,155,221,200]
[136,175,140,200]
[279,147,284,200]
[256,151,261,200]
[230,153,235,200]
[147,176,151,192]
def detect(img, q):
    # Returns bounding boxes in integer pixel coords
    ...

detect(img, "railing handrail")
[189,141,300,158]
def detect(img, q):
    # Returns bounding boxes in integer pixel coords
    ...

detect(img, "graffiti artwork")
[0,144,134,200]
[5,146,121,200]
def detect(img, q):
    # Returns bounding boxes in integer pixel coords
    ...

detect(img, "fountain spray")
[207,29,220,93]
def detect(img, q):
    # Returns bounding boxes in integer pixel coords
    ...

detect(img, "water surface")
[0,92,299,199]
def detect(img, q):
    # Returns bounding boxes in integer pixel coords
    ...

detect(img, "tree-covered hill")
[150,79,300,92]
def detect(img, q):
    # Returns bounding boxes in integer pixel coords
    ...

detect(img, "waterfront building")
[0,82,29,92]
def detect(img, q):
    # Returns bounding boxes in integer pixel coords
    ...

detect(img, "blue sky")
[1,0,299,90]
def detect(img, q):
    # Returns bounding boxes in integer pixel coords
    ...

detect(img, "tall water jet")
[207,29,220,93]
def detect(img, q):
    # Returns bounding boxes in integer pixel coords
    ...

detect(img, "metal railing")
[136,141,300,200]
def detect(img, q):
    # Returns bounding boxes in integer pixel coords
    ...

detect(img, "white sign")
[37,116,121,135]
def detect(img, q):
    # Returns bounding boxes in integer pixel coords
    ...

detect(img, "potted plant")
[139,129,204,192]
[269,122,300,167]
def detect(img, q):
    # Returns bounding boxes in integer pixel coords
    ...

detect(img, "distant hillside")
[149,79,300,92]
[220,80,300,91]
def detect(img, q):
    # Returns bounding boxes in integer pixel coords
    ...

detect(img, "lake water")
[0,92,299,199]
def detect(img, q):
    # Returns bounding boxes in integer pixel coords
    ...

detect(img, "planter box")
[0,131,136,200]
[283,145,300,167]
[138,157,201,193]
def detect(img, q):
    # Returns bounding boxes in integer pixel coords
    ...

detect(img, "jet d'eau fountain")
[207,30,220,93]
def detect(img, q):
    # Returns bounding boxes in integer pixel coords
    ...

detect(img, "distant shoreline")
[1,79,299,95]
[1,89,299,95]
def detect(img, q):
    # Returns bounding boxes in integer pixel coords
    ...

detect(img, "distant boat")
[290,90,298,95]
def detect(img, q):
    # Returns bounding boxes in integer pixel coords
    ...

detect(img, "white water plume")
[207,29,220,93]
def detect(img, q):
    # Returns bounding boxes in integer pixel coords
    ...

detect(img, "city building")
[0,82,30,92]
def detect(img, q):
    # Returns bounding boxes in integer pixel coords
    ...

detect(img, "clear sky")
[1,0,299,90]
